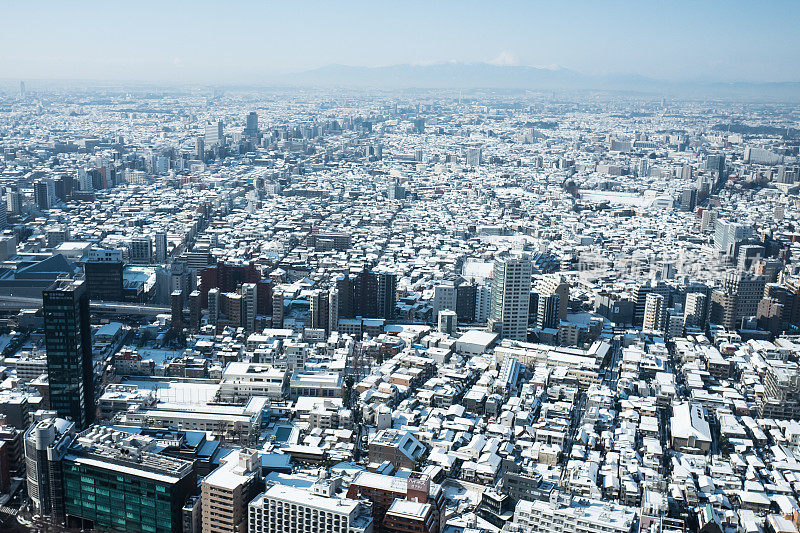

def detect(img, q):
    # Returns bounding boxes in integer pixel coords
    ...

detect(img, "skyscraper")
[488,256,532,341]
[683,292,708,330]
[535,275,569,323]
[309,289,329,332]
[271,290,284,329]
[242,282,257,334]
[154,232,168,264]
[189,290,201,332]
[84,261,124,301]
[42,280,94,430]
[714,220,753,254]
[170,290,184,334]
[680,188,697,212]
[195,136,205,160]
[25,415,76,525]
[205,119,224,147]
[466,147,482,167]
[643,293,666,332]
[327,286,339,333]
[0,199,6,230]
[35,180,54,210]
[705,154,725,175]
[208,288,220,328]
[376,271,397,320]
[245,111,258,139]
[536,293,561,329]
[6,190,22,215]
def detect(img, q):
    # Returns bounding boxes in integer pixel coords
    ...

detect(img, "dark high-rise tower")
[83,261,123,301]
[170,289,184,334]
[245,111,258,139]
[354,269,378,318]
[42,280,94,430]
[376,271,397,320]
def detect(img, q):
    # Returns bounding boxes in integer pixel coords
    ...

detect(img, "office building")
[201,449,262,533]
[368,429,426,471]
[466,147,481,167]
[6,190,22,215]
[35,179,55,210]
[154,232,168,263]
[272,289,284,328]
[346,471,445,533]
[205,119,224,147]
[208,288,220,327]
[757,359,800,419]
[245,112,258,139]
[643,293,666,332]
[194,136,205,160]
[535,275,569,323]
[328,287,339,333]
[383,498,437,533]
[714,221,753,254]
[455,282,477,324]
[307,231,351,251]
[376,271,397,320]
[705,154,725,175]
[632,281,671,326]
[249,481,373,533]
[84,261,123,301]
[724,271,767,324]
[737,244,764,272]
[488,256,532,341]
[744,146,782,165]
[683,292,708,330]
[218,363,288,401]
[62,426,196,532]
[757,298,784,335]
[129,236,153,264]
[536,293,561,330]
[432,281,457,320]
[354,269,379,318]
[242,282,257,334]
[700,209,717,233]
[710,290,737,330]
[199,261,261,307]
[680,188,697,212]
[189,290,201,332]
[25,416,76,525]
[310,289,330,332]
[170,290,184,333]
[438,309,457,336]
[508,495,637,533]
[43,280,94,430]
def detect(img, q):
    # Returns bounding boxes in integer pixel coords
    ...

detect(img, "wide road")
[0,296,170,316]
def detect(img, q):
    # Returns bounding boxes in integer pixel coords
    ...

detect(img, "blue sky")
[2,0,798,83]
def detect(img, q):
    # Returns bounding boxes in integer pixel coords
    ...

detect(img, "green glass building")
[62,427,196,533]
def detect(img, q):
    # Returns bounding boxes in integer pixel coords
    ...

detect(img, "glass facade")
[63,459,193,533]
[43,280,94,430]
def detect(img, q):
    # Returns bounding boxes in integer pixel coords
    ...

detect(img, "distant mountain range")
[282,62,800,99]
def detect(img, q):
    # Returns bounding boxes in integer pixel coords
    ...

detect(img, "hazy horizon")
[2,0,800,85]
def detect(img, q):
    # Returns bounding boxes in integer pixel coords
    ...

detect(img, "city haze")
[2,0,800,85]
